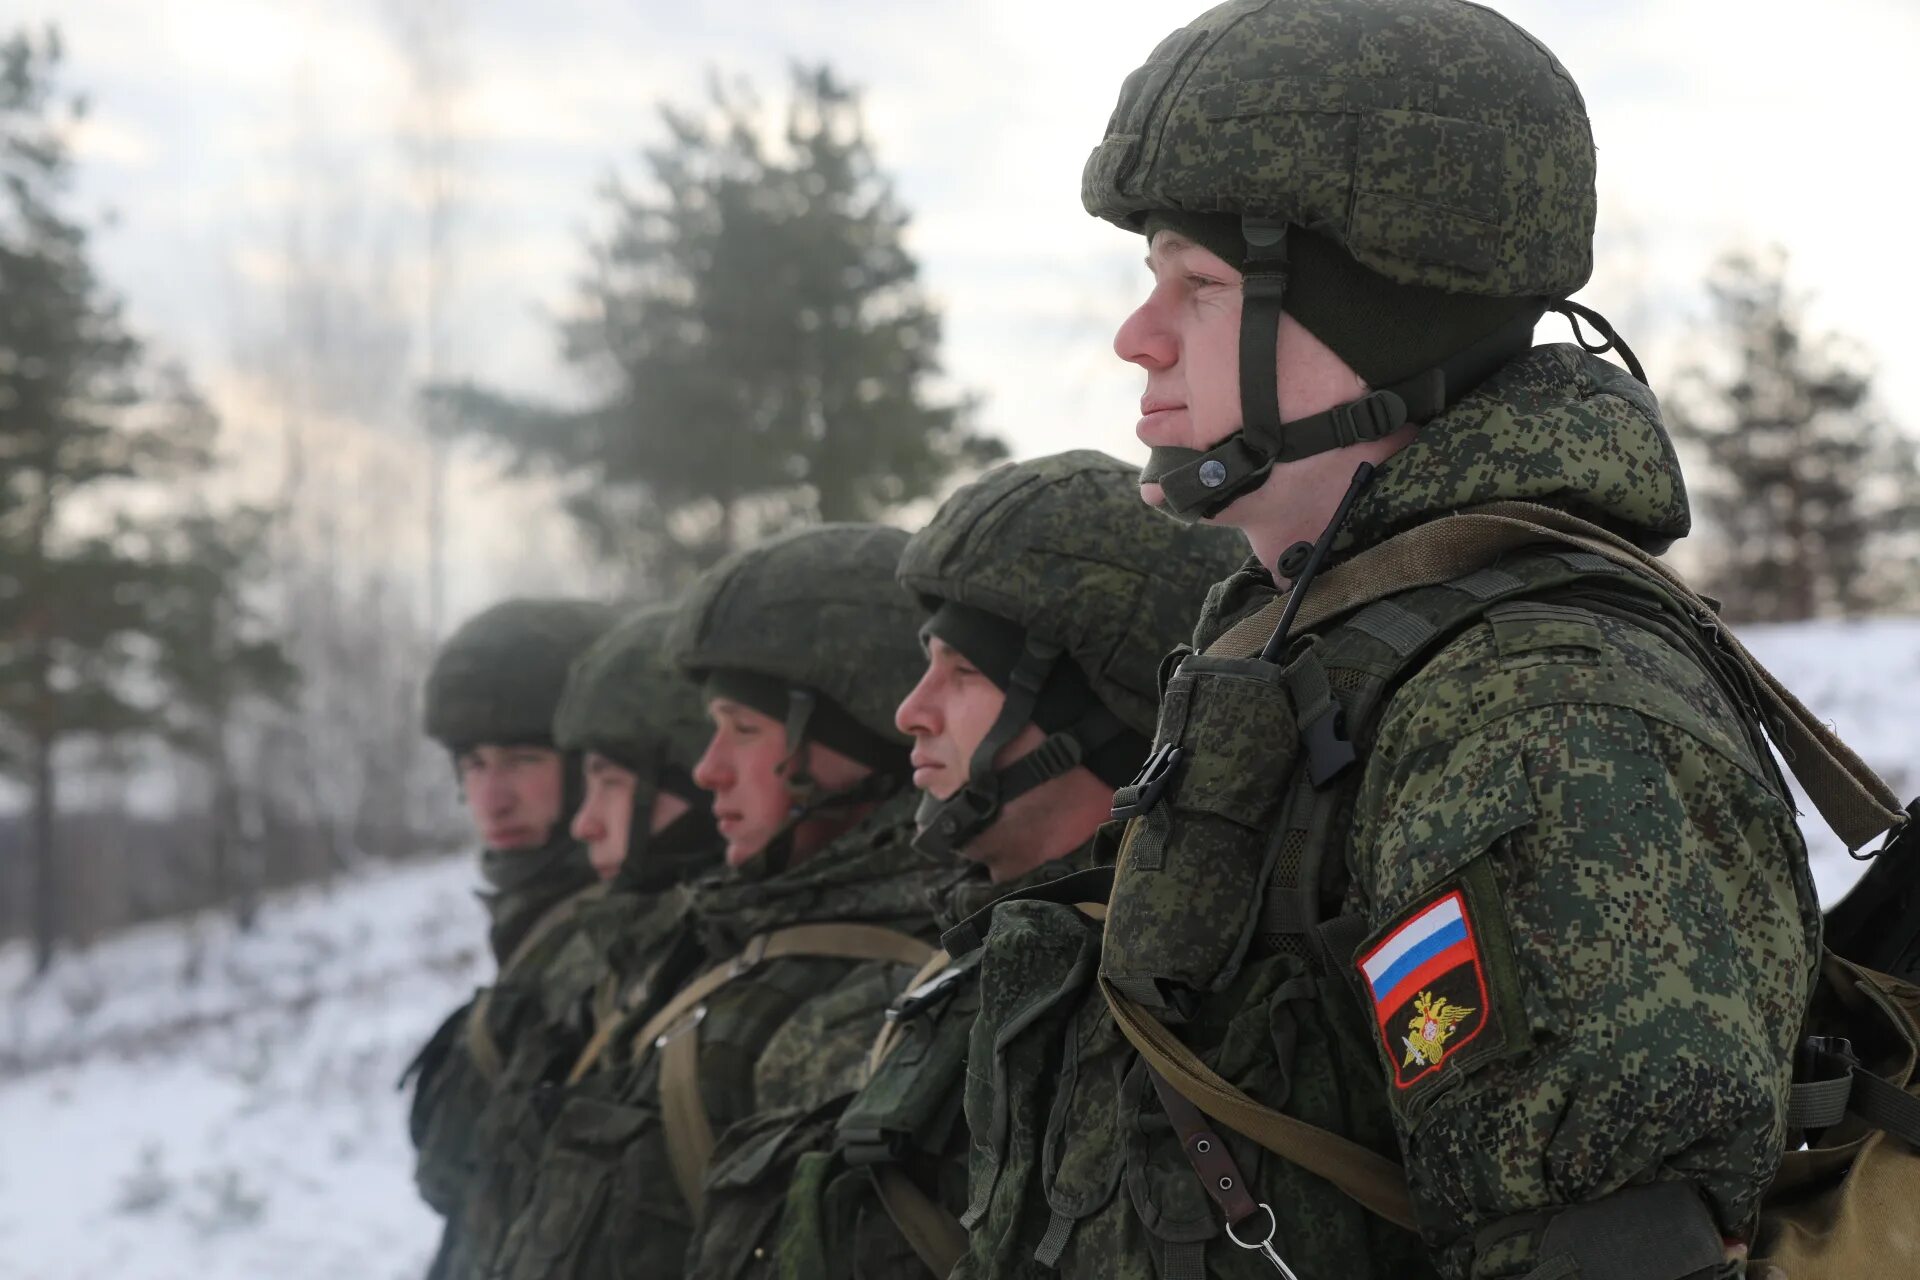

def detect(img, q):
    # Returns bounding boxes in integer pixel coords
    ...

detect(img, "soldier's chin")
[1139,480,1167,509]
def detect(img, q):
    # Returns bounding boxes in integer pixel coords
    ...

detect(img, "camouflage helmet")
[669,523,920,771]
[553,603,719,891]
[553,603,709,781]
[1088,0,1599,520]
[896,451,1244,856]
[424,598,617,752]
[1085,0,1595,297]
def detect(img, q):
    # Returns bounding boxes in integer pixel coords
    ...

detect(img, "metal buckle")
[1226,1203,1301,1279]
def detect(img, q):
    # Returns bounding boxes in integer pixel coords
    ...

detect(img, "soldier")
[487,524,955,1280]
[685,451,1243,1279]
[952,4,1822,1280]
[429,603,725,1279]
[405,597,615,1254]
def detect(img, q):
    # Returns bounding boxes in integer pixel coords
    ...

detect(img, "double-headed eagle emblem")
[1401,990,1475,1069]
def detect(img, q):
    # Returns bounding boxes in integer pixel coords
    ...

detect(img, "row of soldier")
[399,2,1919,1278]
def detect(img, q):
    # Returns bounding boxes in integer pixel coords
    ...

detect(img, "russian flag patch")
[1357,888,1492,1090]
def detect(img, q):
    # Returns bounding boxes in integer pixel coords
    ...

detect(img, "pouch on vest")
[491,1090,683,1280]
[1752,953,1920,1277]
[689,1099,849,1280]
[837,952,981,1169]
[1104,650,1304,1017]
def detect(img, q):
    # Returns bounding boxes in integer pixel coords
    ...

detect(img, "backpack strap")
[1211,501,1908,851]
[870,1165,970,1279]
[634,923,938,1216]
[463,882,609,1085]
[866,950,957,1076]
[1100,975,1418,1231]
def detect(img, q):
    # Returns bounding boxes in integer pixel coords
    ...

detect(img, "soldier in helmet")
[425,604,726,1279]
[485,524,955,1280]
[405,597,615,1250]
[683,452,1243,1280]
[953,5,1821,1280]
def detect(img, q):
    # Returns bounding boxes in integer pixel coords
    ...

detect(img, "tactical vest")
[1072,503,1914,1279]
[952,503,1912,1279]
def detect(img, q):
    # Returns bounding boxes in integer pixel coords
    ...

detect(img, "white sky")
[34,0,1920,617]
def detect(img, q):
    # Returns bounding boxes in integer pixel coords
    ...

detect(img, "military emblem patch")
[1358,890,1492,1089]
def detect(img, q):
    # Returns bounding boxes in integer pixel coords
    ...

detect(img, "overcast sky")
[32,0,1920,614]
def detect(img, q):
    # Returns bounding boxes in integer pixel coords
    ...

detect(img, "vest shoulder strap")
[1209,501,1907,851]
[634,922,938,1214]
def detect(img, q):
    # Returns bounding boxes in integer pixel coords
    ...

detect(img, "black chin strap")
[748,686,901,877]
[1548,298,1647,386]
[912,636,1125,860]
[1143,217,1544,521]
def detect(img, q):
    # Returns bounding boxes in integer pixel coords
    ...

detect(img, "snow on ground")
[0,855,487,1280]
[0,619,1913,1280]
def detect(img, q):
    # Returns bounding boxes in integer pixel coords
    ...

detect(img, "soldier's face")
[896,637,1045,802]
[1116,232,1369,533]
[571,754,694,880]
[693,698,873,867]
[455,744,565,851]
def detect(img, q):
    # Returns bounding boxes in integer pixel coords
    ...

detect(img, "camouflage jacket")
[409,830,714,1280]
[486,789,958,1280]
[684,839,1113,1280]
[950,346,1822,1280]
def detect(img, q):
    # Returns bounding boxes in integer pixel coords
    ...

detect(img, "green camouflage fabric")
[953,345,1821,1280]
[412,882,700,1280]
[670,524,924,748]
[686,845,1110,1280]
[486,789,959,1280]
[1083,0,1596,299]
[896,450,1245,739]
[478,831,602,964]
[424,597,617,751]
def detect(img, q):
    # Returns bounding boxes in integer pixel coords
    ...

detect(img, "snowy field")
[0,619,1914,1280]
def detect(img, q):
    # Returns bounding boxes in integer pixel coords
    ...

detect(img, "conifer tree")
[1668,248,1920,621]
[439,65,1003,586]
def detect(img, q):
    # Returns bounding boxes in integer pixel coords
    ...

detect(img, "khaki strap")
[1210,501,1907,851]
[867,950,955,1077]
[636,922,937,1218]
[1101,976,1418,1232]
[464,883,609,1085]
[566,966,649,1087]
[660,1007,715,1217]
[871,1164,970,1278]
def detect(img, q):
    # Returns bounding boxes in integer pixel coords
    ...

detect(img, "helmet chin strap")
[1141,217,1544,523]
[749,686,901,878]
[911,636,1125,860]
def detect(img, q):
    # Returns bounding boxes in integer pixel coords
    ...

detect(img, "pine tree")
[437,65,1003,586]
[0,30,297,965]
[1668,248,1920,621]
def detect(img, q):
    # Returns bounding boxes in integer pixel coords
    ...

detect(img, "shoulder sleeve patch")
[1484,601,1604,660]
[1355,857,1526,1099]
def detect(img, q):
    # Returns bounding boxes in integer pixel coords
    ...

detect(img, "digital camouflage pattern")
[1083,0,1596,299]
[553,602,711,783]
[424,597,618,752]
[670,523,924,747]
[410,882,700,1280]
[953,345,1821,1280]
[895,450,1246,738]
[486,789,958,1280]
[685,845,1115,1280]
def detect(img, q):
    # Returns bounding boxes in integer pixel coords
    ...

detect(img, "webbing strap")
[629,923,939,1061]
[1785,1075,1855,1129]
[1205,501,1907,850]
[659,1008,714,1216]
[638,922,937,1216]
[466,883,609,1084]
[1099,976,1417,1231]
[871,1164,969,1279]
[867,950,955,1077]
